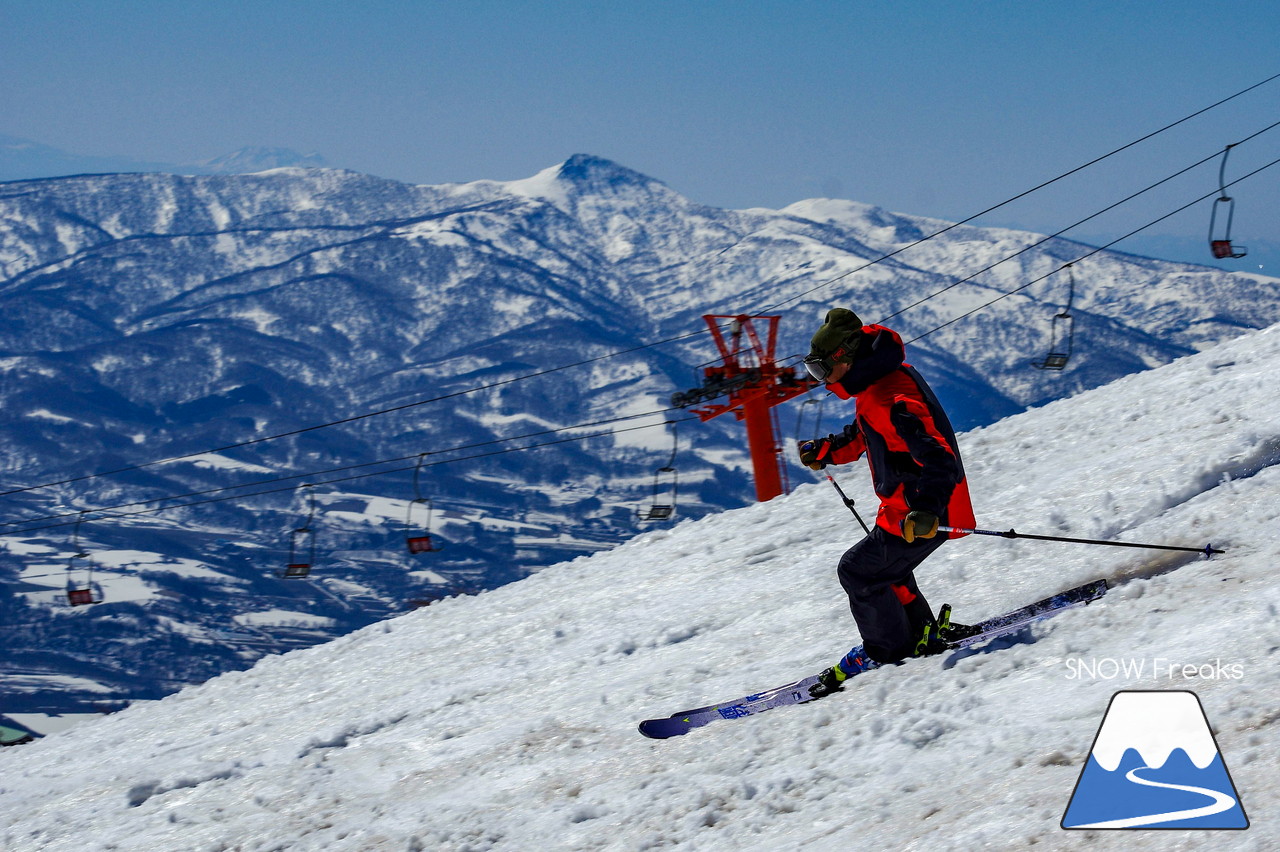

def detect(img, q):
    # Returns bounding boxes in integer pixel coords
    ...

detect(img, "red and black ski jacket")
[820,325,975,539]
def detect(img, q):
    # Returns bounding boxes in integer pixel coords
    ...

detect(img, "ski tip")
[638,717,694,739]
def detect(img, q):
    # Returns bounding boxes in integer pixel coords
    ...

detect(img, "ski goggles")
[803,353,837,382]
[803,339,858,382]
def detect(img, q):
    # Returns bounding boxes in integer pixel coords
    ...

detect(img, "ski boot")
[808,647,879,698]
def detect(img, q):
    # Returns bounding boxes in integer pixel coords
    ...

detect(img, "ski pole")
[937,525,1223,558]
[822,470,871,534]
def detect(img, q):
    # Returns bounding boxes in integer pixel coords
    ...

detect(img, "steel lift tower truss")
[672,314,817,502]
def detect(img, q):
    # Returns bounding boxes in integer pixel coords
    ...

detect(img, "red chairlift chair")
[405,455,443,553]
[279,487,317,579]
[64,512,104,606]
[1209,144,1247,260]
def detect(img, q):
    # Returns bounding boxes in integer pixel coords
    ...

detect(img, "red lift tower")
[672,314,817,503]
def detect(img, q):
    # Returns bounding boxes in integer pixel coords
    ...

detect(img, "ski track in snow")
[3,327,1280,849]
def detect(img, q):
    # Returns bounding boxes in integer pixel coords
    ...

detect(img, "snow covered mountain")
[0,135,326,181]
[2,310,1277,851]
[1,154,1276,719]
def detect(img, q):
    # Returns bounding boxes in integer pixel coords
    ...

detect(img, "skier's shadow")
[940,627,1039,670]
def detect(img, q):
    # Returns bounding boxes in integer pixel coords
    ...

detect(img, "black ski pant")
[837,525,947,664]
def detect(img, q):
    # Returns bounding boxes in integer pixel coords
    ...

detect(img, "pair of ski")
[637,578,1108,739]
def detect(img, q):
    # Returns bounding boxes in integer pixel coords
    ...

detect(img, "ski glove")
[797,439,832,470]
[902,510,940,543]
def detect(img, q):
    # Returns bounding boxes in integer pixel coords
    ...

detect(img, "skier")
[797,308,976,697]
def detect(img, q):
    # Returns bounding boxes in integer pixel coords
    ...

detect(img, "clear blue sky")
[3,1,1278,260]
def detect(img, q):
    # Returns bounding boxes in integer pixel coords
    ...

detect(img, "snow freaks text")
[1063,658,1245,681]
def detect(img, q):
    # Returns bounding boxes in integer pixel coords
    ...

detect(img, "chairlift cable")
[0,332,709,499]
[876,117,1280,326]
[8,418,700,536]
[907,152,1280,344]
[755,71,1280,314]
[0,406,689,530]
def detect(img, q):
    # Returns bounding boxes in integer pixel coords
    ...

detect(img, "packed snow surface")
[4,324,1280,851]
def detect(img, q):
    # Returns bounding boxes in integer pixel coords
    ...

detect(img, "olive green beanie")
[809,308,863,360]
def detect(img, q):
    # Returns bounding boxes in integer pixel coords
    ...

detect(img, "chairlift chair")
[1033,265,1077,371]
[65,512,104,606]
[637,424,679,523]
[1209,197,1246,259]
[794,395,826,445]
[637,466,678,522]
[280,526,315,578]
[66,582,104,607]
[1209,144,1247,259]
[405,498,442,554]
[280,486,317,578]
[1033,310,1075,371]
[405,454,443,553]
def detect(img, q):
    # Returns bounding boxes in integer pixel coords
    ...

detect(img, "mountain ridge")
[0,134,327,182]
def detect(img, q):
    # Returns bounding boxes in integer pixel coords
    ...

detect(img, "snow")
[233,610,336,629]
[0,540,55,556]
[4,713,106,737]
[22,408,74,424]
[94,550,226,579]
[3,323,1280,850]
[407,568,450,585]
[501,162,575,210]
[2,675,115,695]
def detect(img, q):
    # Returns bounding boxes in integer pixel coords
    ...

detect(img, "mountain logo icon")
[1062,690,1248,829]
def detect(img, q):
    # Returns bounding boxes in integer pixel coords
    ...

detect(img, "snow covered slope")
[3,318,1278,851]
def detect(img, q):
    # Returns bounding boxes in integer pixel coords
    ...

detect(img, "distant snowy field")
[3,324,1279,850]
